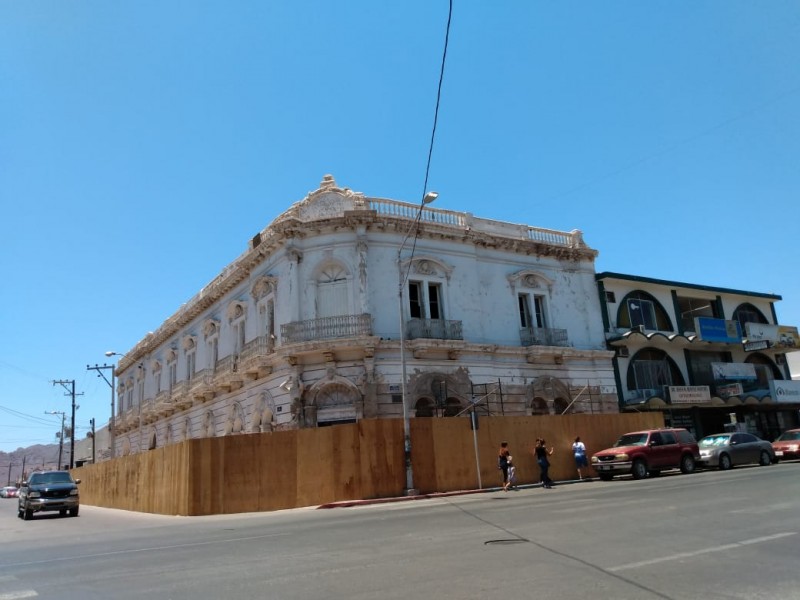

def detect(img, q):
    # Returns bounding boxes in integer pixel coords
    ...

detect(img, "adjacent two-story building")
[596,272,800,440]
[111,176,618,456]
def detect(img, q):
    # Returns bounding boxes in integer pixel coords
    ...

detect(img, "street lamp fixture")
[398,190,438,496]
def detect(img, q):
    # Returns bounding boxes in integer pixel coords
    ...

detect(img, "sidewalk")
[317,477,592,509]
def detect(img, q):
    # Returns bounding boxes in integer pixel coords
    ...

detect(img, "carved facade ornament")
[251,275,277,301]
[151,360,162,373]
[202,318,220,338]
[181,335,196,351]
[227,300,246,322]
[166,348,177,363]
[400,255,454,281]
[507,269,555,294]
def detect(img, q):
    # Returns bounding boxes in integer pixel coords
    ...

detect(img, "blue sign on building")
[696,317,742,344]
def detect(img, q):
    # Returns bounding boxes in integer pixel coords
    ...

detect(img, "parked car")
[17,470,80,520]
[1,486,18,498]
[697,432,774,470]
[772,429,800,462]
[591,428,700,481]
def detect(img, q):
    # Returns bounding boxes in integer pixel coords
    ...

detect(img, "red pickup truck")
[591,428,700,481]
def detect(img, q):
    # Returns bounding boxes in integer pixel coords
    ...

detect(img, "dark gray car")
[697,432,774,470]
[17,470,80,520]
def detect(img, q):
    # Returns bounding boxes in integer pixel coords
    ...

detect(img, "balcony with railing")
[213,355,242,392]
[140,397,156,424]
[170,380,190,409]
[154,390,172,416]
[406,318,463,341]
[239,335,274,378]
[520,327,569,347]
[281,314,373,344]
[189,369,214,404]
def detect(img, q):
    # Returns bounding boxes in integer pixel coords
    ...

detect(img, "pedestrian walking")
[534,438,555,488]
[572,436,588,480]
[498,441,511,491]
[506,455,517,490]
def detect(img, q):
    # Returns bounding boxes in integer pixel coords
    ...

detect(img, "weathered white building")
[112,176,617,456]
[596,272,800,440]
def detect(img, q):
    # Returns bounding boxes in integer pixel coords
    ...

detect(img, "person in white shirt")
[572,436,588,480]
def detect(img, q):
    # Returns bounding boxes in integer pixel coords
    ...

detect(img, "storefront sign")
[716,383,743,398]
[711,362,757,380]
[770,380,800,404]
[668,385,711,404]
[696,317,742,344]
[746,323,800,349]
[743,339,771,352]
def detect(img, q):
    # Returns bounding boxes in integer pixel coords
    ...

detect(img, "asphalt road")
[1,463,799,600]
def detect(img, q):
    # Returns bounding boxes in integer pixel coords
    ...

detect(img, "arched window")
[443,398,462,417]
[415,398,434,418]
[315,382,358,425]
[317,263,351,318]
[626,348,685,396]
[733,303,769,335]
[553,398,569,415]
[531,397,549,415]
[618,291,673,332]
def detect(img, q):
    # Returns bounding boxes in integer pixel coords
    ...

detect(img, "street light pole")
[45,411,66,469]
[88,357,119,459]
[397,191,438,496]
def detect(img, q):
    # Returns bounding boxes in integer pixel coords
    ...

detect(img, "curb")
[316,477,593,509]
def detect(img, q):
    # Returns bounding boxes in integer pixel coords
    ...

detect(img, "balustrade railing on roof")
[369,199,465,226]
[282,314,372,344]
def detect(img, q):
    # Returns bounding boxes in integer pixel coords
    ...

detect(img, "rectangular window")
[155,370,162,394]
[169,362,177,391]
[428,284,441,319]
[186,352,196,379]
[633,360,672,390]
[628,298,657,330]
[677,297,715,332]
[533,295,546,328]
[518,294,532,328]
[208,338,219,369]
[605,291,617,303]
[408,282,443,320]
[409,282,423,318]
[234,321,246,353]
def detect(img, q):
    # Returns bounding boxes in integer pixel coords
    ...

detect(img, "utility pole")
[6,462,13,486]
[90,418,96,464]
[87,362,116,459]
[53,379,82,469]
[21,455,27,481]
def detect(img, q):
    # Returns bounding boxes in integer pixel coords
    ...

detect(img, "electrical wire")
[402,0,453,288]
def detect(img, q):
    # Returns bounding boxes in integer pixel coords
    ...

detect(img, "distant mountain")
[1,444,64,486]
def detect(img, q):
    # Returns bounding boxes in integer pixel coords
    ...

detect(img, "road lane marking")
[3,532,292,568]
[608,532,796,572]
[0,592,38,599]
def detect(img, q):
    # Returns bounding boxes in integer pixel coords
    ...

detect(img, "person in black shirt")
[534,438,555,488]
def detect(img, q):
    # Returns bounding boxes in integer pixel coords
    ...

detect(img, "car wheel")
[69,507,79,517]
[718,453,732,470]
[23,507,33,521]
[631,459,648,480]
[759,451,772,466]
[680,454,696,474]
[599,473,613,481]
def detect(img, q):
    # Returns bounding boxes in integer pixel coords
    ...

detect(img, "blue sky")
[2,2,798,453]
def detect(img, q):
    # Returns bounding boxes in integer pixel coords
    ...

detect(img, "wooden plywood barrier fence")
[72,412,662,516]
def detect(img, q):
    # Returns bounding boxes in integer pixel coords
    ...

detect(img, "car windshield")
[776,431,800,442]
[614,433,649,447]
[700,435,731,447]
[29,472,74,485]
